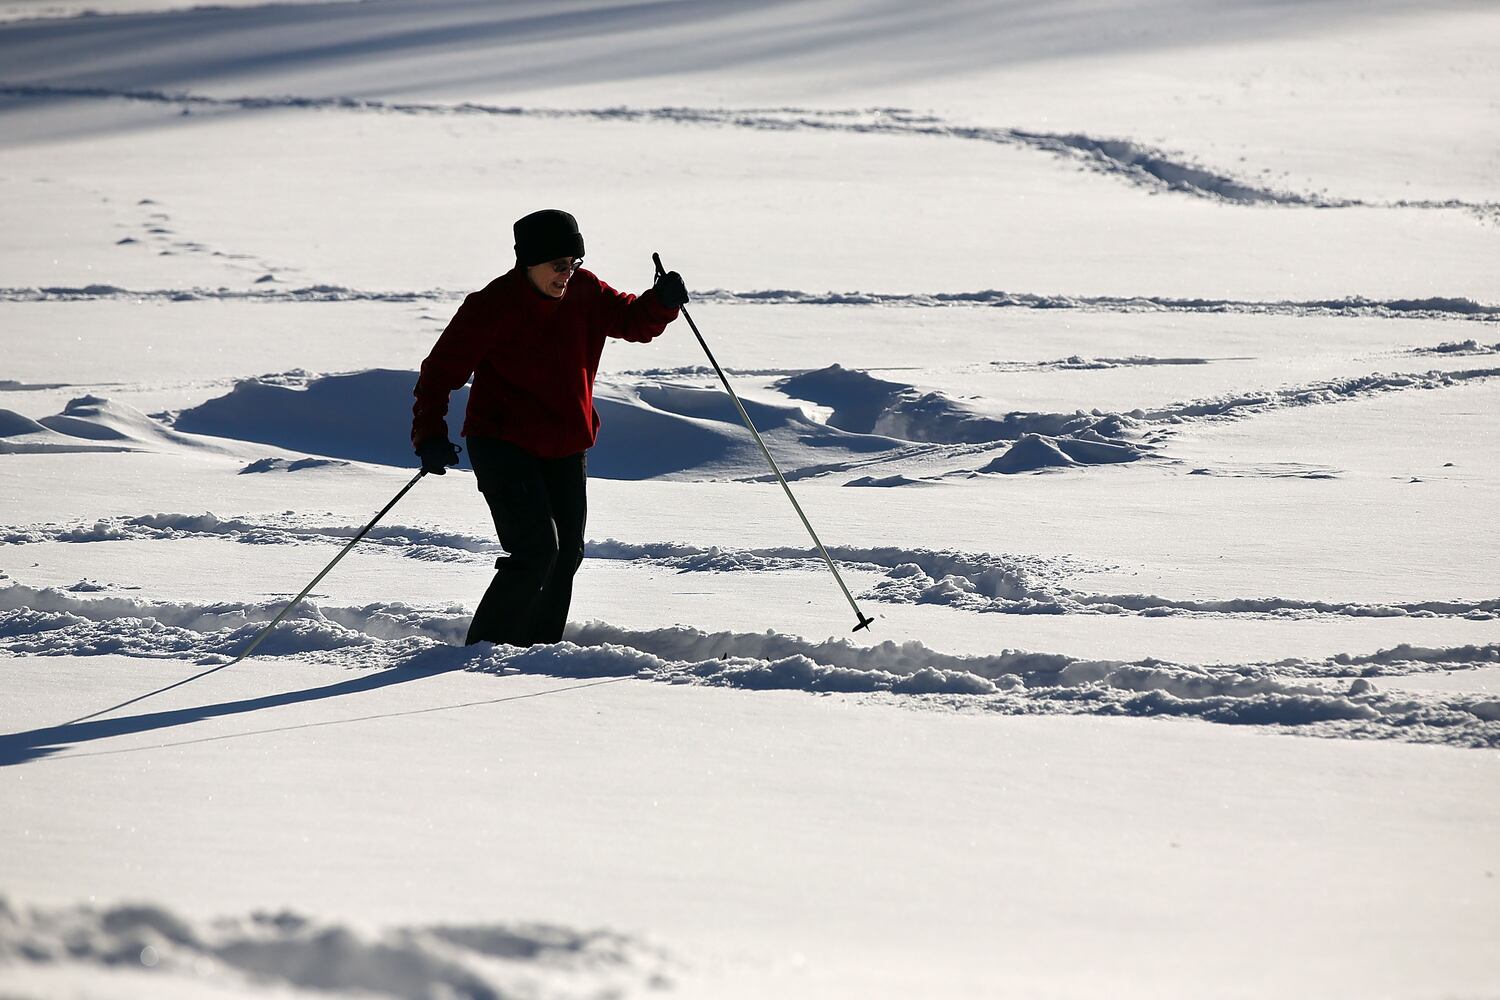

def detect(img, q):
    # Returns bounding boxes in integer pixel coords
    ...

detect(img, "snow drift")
[16,363,1495,484]
[171,369,909,480]
[1,395,267,456]
[174,369,456,468]
[774,364,1159,472]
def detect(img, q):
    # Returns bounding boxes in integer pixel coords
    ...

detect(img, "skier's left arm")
[594,271,686,343]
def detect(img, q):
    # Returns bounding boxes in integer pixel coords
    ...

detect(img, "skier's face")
[528,256,582,298]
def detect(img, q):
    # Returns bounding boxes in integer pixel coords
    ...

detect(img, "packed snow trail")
[8,516,1497,621]
[3,585,1497,749]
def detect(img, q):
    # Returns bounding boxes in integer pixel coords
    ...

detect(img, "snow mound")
[238,456,351,474]
[780,363,1500,456]
[975,432,1156,473]
[0,410,48,435]
[591,381,905,480]
[2,395,283,456]
[1407,339,1500,356]
[981,434,1079,473]
[38,395,224,451]
[843,473,934,487]
[0,895,672,998]
[776,364,1155,451]
[176,369,446,467]
[173,369,908,480]
[0,405,135,455]
[775,364,1156,473]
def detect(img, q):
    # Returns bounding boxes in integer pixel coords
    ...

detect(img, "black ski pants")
[465,436,587,647]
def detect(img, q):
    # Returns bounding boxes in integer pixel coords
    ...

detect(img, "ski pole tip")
[853,615,875,633]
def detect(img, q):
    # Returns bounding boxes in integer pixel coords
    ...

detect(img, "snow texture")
[3,2,1499,994]
[4,81,1499,221]
[8,513,1497,621]
[4,585,1497,749]
[0,895,673,998]
[6,282,1499,320]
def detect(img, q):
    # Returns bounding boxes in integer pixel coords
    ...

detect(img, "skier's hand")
[654,270,689,309]
[416,437,460,476]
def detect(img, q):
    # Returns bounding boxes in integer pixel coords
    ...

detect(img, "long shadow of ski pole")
[0,661,448,766]
[20,675,632,764]
[0,647,569,765]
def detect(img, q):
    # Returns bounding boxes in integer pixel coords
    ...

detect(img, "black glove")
[416,437,460,476]
[654,270,689,309]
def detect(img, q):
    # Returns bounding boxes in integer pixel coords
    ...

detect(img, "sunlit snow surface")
[2,1,1499,998]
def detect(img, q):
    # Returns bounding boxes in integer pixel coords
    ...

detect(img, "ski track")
[5,513,1498,623]
[3,283,1498,321]
[3,82,1497,217]
[1,584,1497,750]
[0,895,674,997]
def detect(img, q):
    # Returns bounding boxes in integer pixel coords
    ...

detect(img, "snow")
[3,0,1499,997]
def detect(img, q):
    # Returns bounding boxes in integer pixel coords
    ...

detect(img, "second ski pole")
[653,251,874,633]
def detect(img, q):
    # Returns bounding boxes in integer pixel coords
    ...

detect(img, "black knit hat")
[513,209,585,267]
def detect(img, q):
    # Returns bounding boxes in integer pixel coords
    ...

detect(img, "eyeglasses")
[549,258,583,274]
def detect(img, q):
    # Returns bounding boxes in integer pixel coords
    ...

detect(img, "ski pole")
[64,469,430,725]
[228,468,429,663]
[654,252,874,633]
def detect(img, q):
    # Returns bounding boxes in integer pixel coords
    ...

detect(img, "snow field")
[3,1,1500,996]
[4,658,1500,999]
[2,94,1497,299]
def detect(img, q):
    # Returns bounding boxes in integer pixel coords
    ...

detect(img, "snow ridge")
[5,82,1499,214]
[0,895,673,998]
[3,585,1497,748]
[1406,339,1500,356]
[700,290,1500,319]
[4,283,1497,320]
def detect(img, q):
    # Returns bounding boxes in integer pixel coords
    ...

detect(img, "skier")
[411,209,688,646]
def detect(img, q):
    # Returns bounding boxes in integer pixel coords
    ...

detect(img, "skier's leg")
[466,437,561,646]
[527,450,587,645]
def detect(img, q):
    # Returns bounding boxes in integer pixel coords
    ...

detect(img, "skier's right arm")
[411,292,489,450]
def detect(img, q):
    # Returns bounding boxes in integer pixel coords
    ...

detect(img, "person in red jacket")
[412,209,687,646]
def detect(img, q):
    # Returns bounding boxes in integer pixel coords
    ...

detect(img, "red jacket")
[412,267,678,457]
